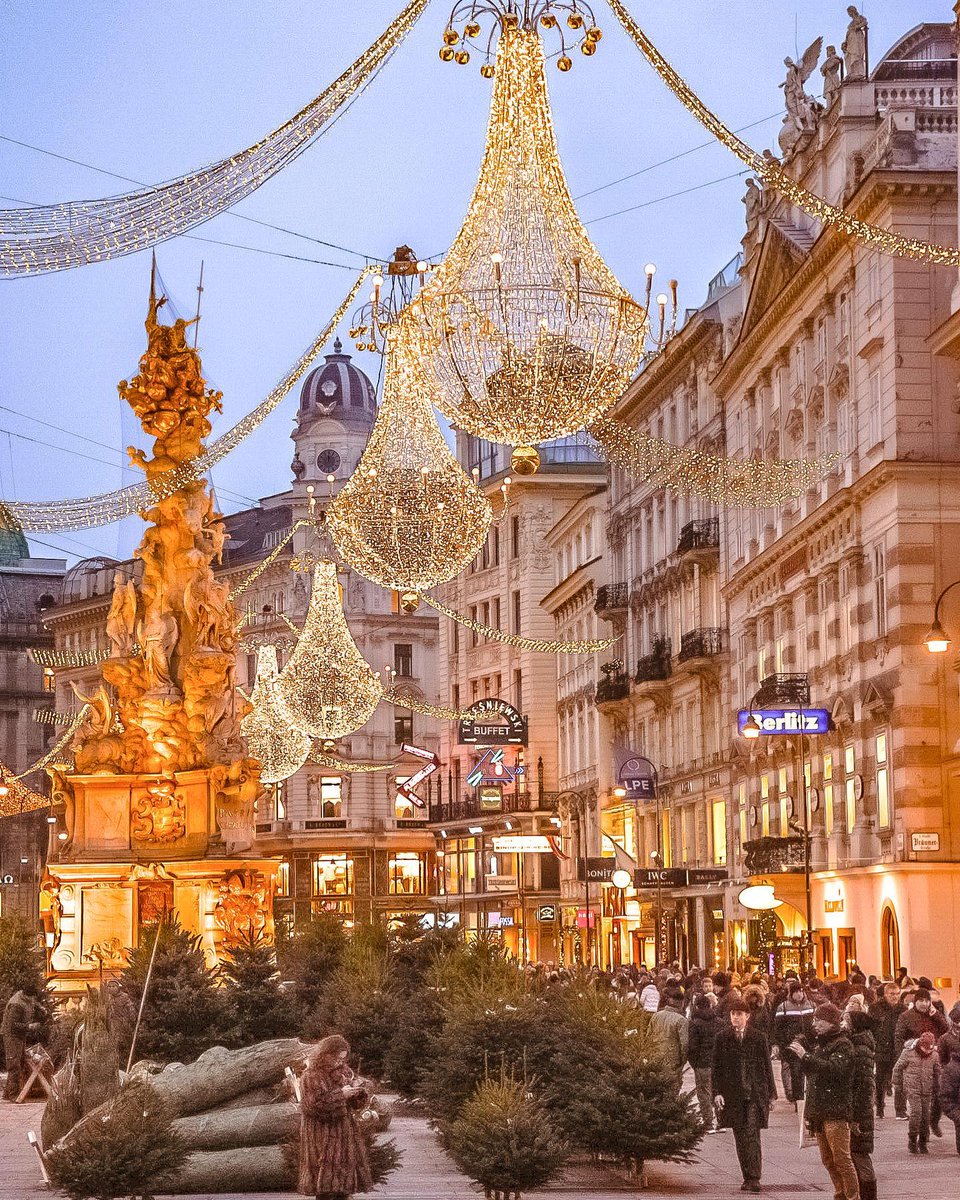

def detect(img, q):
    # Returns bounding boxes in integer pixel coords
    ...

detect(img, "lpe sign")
[737,708,830,735]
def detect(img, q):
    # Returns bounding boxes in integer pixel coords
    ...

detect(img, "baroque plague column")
[42,286,277,990]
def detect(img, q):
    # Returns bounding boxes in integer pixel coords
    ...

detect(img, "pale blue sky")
[0,1,932,563]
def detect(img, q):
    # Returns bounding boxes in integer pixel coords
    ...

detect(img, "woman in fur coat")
[299,1034,374,1200]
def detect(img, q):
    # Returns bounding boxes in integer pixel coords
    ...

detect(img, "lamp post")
[924,579,960,653]
[740,684,813,976]
[556,789,588,965]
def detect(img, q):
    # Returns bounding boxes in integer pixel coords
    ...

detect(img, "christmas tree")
[446,1074,566,1200]
[219,931,296,1047]
[117,916,225,1064]
[45,1077,189,1200]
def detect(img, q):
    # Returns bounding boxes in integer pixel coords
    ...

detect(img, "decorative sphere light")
[581,40,596,56]
[511,445,540,475]
[480,63,495,79]
[567,12,584,29]
[557,55,573,71]
[456,49,471,64]
[656,292,669,306]
[443,28,459,45]
[586,26,603,41]
[645,262,657,276]
[612,868,632,890]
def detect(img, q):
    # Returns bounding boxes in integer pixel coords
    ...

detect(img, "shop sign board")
[485,874,518,891]
[459,698,528,745]
[536,904,557,922]
[615,749,657,799]
[737,708,830,735]
[492,834,552,854]
[911,831,940,852]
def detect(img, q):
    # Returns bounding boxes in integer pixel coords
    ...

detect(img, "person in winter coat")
[712,999,776,1193]
[773,980,816,1104]
[1,982,45,1102]
[844,1007,878,1200]
[688,993,721,1132]
[937,1002,960,1066]
[743,983,772,1048]
[298,1034,373,1200]
[639,980,661,1013]
[791,1003,859,1200]
[940,1037,960,1155]
[650,991,689,1095]
[868,980,904,1117]
[893,1032,941,1154]
[894,987,947,1133]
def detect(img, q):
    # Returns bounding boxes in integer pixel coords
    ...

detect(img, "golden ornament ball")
[465,21,480,37]
[557,55,573,72]
[567,13,584,29]
[443,28,459,45]
[502,12,519,29]
[586,26,602,41]
[540,13,557,27]
[455,49,470,64]
[439,46,455,61]
[400,590,420,614]
[511,445,541,476]
[581,39,596,56]
[480,62,495,78]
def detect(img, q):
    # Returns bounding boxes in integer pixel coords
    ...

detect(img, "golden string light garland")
[420,591,617,653]
[402,24,652,468]
[275,560,383,742]
[327,340,497,595]
[591,417,839,507]
[606,0,960,265]
[3,269,375,532]
[0,0,430,276]
[0,706,90,819]
[383,689,483,723]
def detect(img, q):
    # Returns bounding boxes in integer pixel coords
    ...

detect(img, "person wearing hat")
[843,1000,878,1200]
[894,986,948,1135]
[893,1032,941,1154]
[711,998,776,1193]
[940,1004,960,1155]
[790,1003,858,1200]
[773,979,816,1106]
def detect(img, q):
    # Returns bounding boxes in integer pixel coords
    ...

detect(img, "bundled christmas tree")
[446,1074,566,1200]
[45,1078,189,1200]
[117,916,226,1064]
[219,932,296,1047]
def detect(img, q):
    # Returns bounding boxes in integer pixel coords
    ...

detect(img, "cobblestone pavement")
[2,1090,958,1199]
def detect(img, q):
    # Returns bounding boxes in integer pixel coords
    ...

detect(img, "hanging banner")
[458,698,528,745]
[615,749,657,798]
[737,709,830,735]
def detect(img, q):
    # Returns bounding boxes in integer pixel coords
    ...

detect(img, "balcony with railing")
[635,636,672,686]
[677,628,725,664]
[743,835,807,875]
[754,673,810,707]
[677,517,720,557]
[594,582,628,616]
[595,672,630,705]
[428,790,559,825]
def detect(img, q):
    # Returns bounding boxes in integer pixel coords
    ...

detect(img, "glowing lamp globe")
[611,868,632,889]
[738,884,783,911]
[924,619,950,654]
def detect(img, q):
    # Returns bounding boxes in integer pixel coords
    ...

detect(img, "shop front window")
[320,777,342,818]
[389,852,427,895]
[312,854,353,897]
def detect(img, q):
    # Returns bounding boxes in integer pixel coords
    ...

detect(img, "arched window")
[881,904,901,978]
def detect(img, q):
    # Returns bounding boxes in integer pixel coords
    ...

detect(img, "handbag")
[797,1097,816,1149]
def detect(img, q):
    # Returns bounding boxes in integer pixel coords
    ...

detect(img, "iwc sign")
[458,697,528,746]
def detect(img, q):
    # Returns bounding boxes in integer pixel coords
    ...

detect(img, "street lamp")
[924,580,960,653]
[741,713,761,739]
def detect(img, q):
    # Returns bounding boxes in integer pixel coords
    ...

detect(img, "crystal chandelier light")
[240,645,312,784]
[326,339,498,603]
[402,2,661,474]
[274,561,383,743]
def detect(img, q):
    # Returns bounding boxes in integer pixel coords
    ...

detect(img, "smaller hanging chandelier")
[275,561,383,743]
[240,645,312,784]
[327,339,499,597]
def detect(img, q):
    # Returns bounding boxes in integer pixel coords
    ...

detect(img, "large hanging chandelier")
[240,645,312,784]
[326,340,497,601]
[401,2,658,473]
[275,561,383,742]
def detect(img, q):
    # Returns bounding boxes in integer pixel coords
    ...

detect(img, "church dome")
[298,339,376,429]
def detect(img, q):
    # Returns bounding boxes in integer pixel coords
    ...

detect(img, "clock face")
[320,379,338,397]
[317,449,341,474]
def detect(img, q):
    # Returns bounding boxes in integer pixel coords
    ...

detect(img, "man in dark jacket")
[688,993,720,1133]
[868,980,904,1117]
[712,999,775,1193]
[773,980,815,1104]
[1,982,45,1101]
[845,1008,878,1200]
[791,1002,859,1200]
[940,1032,960,1155]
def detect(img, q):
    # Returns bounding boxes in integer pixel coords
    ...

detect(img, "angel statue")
[778,38,823,158]
[842,6,868,81]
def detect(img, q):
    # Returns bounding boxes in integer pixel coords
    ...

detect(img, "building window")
[865,252,881,309]
[837,291,849,342]
[867,367,882,448]
[844,744,856,833]
[738,781,747,847]
[711,799,727,866]
[42,668,55,692]
[389,852,427,895]
[394,643,413,678]
[876,732,891,828]
[511,514,520,559]
[873,545,886,638]
[312,854,353,896]
[275,861,290,898]
[272,782,286,822]
[823,752,834,836]
[760,774,770,836]
[319,777,343,818]
[513,668,522,712]
[394,711,414,745]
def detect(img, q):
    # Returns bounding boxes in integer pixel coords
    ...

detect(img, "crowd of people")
[548,960,960,1195]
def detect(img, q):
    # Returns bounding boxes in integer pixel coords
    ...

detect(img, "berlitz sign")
[458,698,528,745]
[737,708,831,735]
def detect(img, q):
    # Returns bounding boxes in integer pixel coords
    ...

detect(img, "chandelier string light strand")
[605,0,960,265]
[420,591,618,653]
[0,0,430,276]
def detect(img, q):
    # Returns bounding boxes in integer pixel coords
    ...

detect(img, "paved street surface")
[2,1090,957,1199]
